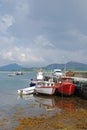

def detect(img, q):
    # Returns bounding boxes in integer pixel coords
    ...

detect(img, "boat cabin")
[53,69,63,77]
[37,81,54,87]
[61,77,74,83]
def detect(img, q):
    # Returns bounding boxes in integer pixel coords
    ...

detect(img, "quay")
[71,76,87,100]
[72,77,87,83]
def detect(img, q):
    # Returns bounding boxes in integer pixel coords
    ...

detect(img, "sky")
[0,0,87,67]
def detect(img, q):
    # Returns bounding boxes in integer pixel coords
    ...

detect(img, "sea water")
[0,71,36,107]
[0,71,87,110]
[0,71,87,129]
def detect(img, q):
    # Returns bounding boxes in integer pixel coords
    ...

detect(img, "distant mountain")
[66,61,87,71]
[0,61,87,71]
[43,61,87,71]
[0,63,24,71]
[43,63,64,70]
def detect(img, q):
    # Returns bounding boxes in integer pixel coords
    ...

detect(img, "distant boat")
[8,71,23,76]
[34,79,56,95]
[8,72,16,76]
[55,77,76,96]
[16,71,23,75]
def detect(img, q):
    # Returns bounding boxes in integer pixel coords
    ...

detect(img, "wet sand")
[0,96,87,130]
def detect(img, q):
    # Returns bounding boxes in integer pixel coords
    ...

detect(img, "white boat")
[37,69,44,80]
[16,71,23,75]
[8,71,23,76]
[34,79,56,95]
[17,81,36,95]
[8,72,17,76]
[53,69,63,77]
[17,69,44,95]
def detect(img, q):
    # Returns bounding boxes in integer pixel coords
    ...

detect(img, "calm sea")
[0,71,36,107]
[0,71,87,129]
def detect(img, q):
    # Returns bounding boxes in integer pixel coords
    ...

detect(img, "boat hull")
[56,82,76,96]
[35,86,56,95]
[17,86,35,95]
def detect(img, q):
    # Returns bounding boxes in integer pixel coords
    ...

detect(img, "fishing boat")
[16,71,23,75]
[53,69,63,77]
[8,72,16,76]
[17,80,36,95]
[8,71,23,76]
[37,69,44,80]
[34,79,56,95]
[55,77,76,96]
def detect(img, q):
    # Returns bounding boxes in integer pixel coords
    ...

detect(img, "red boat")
[55,77,76,96]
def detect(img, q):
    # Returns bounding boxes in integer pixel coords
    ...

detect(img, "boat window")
[62,78,73,83]
[37,82,42,85]
[51,83,53,86]
[42,83,45,86]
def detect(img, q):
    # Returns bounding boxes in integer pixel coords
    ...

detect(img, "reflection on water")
[34,95,76,112]
[17,94,34,100]
[0,94,87,130]
[35,95,57,111]
[18,94,87,113]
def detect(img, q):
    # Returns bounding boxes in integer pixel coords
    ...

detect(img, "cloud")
[0,36,15,45]
[34,35,55,48]
[63,28,87,50]
[0,45,45,66]
[15,0,30,22]
[0,0,87,66]
[0,14,15,34]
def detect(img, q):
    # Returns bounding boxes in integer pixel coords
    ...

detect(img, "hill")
[0,63,24,71]
[43,61,87,71]
[0,61,87,71]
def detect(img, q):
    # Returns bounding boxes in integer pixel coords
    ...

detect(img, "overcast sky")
[0,0,87,67]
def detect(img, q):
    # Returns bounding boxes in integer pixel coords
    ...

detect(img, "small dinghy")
[17,81,36,95]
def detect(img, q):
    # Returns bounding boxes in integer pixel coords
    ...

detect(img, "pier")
[72,77,87,83]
